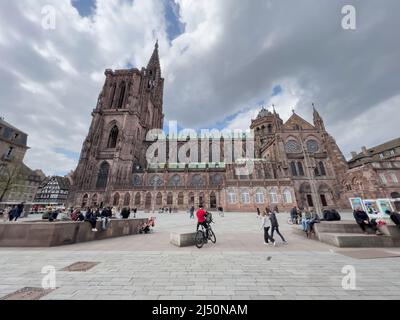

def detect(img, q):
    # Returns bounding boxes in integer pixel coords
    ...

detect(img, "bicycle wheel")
[208,229,216,244]
[195,230,205,249]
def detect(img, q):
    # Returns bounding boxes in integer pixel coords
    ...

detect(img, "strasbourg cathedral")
[68,43,400,212]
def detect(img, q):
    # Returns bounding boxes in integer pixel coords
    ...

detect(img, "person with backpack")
[387,210,400,228]
[270,208,287,244]
[196,206,210,238]
[353,207,381,235]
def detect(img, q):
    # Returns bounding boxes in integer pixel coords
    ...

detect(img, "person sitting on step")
[353,207,382,235]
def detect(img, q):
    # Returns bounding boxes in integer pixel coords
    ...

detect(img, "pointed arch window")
[297,162,305,176]
[117,82,126,109]
[96,162,110,189]
[107,125,119,149]
[109,83,116,108]
[113,193,120,206]
[319,161,326,176]
[290,162,298,176]
[123,193,131,206]
[134,193,141,206]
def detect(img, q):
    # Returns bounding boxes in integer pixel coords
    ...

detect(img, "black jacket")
[390,212,400,226]
[353,210,369,224]
[269,213,279,227]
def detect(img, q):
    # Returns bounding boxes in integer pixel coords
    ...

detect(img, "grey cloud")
[0,0,399,175]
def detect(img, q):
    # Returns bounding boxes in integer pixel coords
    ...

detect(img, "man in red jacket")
[196,206,209,235]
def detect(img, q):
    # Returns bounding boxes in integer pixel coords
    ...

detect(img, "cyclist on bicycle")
[196,205,209,236]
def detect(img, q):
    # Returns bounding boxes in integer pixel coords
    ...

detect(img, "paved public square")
[1,212,400,300]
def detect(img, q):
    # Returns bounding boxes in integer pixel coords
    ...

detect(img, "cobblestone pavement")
[1,212,400,300]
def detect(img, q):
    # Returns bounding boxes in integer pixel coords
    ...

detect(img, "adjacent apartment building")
[0,118,45,204]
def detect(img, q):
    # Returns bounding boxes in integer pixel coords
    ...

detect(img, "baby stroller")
[139,217,156,234]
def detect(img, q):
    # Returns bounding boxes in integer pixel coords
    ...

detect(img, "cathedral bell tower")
[250,106,283,158]
[69,42,165,207]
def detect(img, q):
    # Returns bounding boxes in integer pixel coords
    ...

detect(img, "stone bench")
[0,218,148,247]
[318,232,400,248]
[292,221,400,248]
[170,232,197,247]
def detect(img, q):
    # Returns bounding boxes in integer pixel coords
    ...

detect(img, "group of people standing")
[257,207,288,246]
[2,203,25,222]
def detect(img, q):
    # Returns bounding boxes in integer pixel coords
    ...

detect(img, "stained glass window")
[285,140,301,153]
[306,140,319,153]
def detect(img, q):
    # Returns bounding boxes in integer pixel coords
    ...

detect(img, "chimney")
[350,151,357,158]
[361,146,368,155]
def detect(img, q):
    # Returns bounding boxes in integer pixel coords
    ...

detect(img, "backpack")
[332,210,341,221]
[205,212,213,223]
[391,212,400,226]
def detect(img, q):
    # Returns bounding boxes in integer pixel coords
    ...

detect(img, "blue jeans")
[302,219,310,232]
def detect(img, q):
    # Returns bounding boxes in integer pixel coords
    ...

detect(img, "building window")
[167,193,173,205]
[380,173,387,184]
[241,191,250,204]
[319,161,327,176]
[306,140,319,153]
[96,162,110,189]
[227,192,237,204]
[82,194,89,207]
[290,162,298,176]
[109,83,117,108]
[297,162,305,176]
[391,173,398,183]
[285,140,301,153]
[255,190,264,204]
[123,193,131,206]
[269,189,278,204]
[117,82,126,109]
[178,192,184,205]
[6,146,14,157]
[107,125,119,148]
[379,153,384,159]
[283,189,293,204]
[390,149,395,156]
[113,193,120,206]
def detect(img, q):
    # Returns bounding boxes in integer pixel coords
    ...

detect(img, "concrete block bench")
[292,221,400,248]
[170,232,197,247]
[0,218,147,247]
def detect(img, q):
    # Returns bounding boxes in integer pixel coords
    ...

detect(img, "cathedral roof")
[257,108,273,119]
[283,112,315,130]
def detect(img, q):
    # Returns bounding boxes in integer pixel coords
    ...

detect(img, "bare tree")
[0,163,25,202]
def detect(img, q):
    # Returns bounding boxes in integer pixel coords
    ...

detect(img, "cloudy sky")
[1,0,399,176]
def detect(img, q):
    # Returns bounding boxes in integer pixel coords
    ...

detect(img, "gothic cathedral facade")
[68,43,350,212]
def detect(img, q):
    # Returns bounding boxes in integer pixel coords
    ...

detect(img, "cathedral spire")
[313,103,325,131]
[147,40,161,72]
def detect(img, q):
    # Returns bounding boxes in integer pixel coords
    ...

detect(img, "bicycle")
[195,223,216,249]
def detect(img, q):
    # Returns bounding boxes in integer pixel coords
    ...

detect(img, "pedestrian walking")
[189,206,195,219]
[260,211,275,246]
[270,208,287,244]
